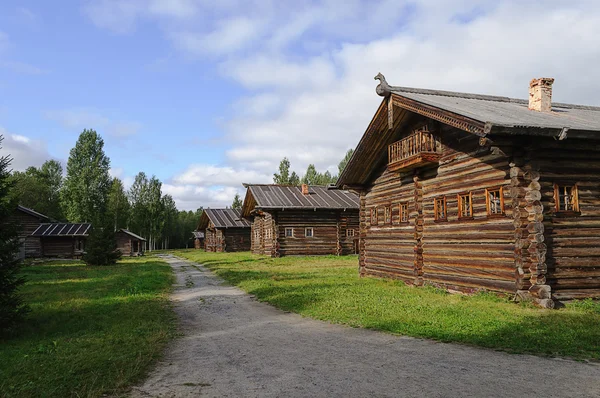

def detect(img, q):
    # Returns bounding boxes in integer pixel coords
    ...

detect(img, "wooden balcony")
[388,131,442,172]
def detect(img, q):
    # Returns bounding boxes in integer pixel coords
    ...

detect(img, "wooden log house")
[197,208,251,252]
[115,229,146,256]
[241,184,360,257]
[336,74,600,307]
[192,231,205,249]
[30,222,91,258]
[11,205,51,259]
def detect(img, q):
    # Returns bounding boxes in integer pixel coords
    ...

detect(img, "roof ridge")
[391,86,600,111]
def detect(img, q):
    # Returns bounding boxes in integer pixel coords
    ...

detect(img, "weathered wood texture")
[10,210,43,258]
[532,138,600,299]
[251,209,359,257]
[115,231,144,256]
[363,122,515,294]
[40,237,85,258]
[205,222,251,253]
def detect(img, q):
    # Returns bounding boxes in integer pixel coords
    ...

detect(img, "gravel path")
[130,255,600,398]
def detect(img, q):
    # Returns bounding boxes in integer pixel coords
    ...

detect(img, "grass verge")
[173,249,600,360]
[0,256,176,397]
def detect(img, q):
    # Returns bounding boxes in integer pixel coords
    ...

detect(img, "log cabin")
[336,74,600,307]
[197,208,251,252]
[192,231,205,249]
[241,184,360,257]
[11,205,51,259]
[115,229,146,256]
[30,222,91,258]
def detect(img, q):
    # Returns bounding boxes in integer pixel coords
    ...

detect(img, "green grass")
[173,249,600,360]
[0,256,176,398]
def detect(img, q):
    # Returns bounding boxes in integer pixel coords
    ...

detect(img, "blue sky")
[1,0,600,209]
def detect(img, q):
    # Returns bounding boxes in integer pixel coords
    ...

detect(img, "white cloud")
[170,16,264,55]
[0,129,55,171]
[83,0,600,211]
[43,108,141,138]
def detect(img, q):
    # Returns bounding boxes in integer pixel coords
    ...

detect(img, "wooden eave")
[387,152,441,172]
[241,187,257,218]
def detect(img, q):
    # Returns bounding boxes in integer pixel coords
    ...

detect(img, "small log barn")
[11,205,51,259]
[241,184,360,257]
[30,222,91,258]
[197,208,251,252]
[116,229,146,256]
[192,231,205,249]
[337,74,600,307]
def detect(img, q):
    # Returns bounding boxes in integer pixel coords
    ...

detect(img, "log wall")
[10,210,43,258]
[533,138,600,300]
[223,228,252,252]
[41,237,85,258]
[257,209,360,257]
[362,125,516,294]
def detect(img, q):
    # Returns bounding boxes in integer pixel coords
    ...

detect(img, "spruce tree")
[0,136,27,331]
[232,193,242,210]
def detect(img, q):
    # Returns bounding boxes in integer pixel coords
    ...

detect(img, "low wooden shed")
[11,205,51,259]
[31,223,91,258]
[116,229,146,256]
[197,208,251,252]
[336,73,600,307]
[241,184,360,257]
[192,231,205,249]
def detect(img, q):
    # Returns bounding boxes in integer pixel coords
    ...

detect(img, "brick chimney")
[529,77,554,112]
[301,184,309,195]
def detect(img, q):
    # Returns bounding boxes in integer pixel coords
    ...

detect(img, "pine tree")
[0,136,28,332]
[232,193,242,210]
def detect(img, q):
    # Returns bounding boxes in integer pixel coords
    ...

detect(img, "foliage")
[0,136,27,333]
[10,160,64,220]
[273,157,300,185]
[83,220,122,266]
[337,148,354,176]
[174,250,600,360]
[107,178,130,231]
[0,257,175,397]
[231,193,242,210]
[301,164,337,185]
[62,129,111,224]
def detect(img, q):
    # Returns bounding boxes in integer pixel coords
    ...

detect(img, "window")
[370,207,378,225]
[399,203,409,223]
[486,187,504,216]
[554,184,579,212]
[285,228,294,237]
[458,192,473,219]
[346,229,355,237]
[384,206,391,224]
[434,196,447,221]
[305,228,314,237]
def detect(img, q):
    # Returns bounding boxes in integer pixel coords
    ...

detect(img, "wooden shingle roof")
[119,229,146,241]
[198,209,251,230]
[31,223,91,237]
[241,184,359,217]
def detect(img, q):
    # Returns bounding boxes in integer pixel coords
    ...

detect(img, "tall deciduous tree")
[231,193,242,210]
[128,172,149,237]
[62,129,111,224]
[0,136,28,331]
[107,178,130,232]
[274,157,300,185]
[11,160,64,220]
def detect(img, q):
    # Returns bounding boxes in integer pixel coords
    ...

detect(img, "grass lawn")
[0,256,176,398]
[173,249,600,360]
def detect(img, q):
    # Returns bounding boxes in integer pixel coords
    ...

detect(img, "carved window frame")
[384,206,392,224]
[370,207,378,226]
[285,227,294,238]
[554,183,580,214]
[486,187,504,217]
[434,196,447,222]
[346,229,355,237]
[305,227,314,238]
[458,192,473,220]
[399,202,409,223]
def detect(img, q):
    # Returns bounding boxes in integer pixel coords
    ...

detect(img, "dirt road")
[130,255,600,397]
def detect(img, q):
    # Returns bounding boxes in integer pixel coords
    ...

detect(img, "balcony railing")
[388,131,441,171]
